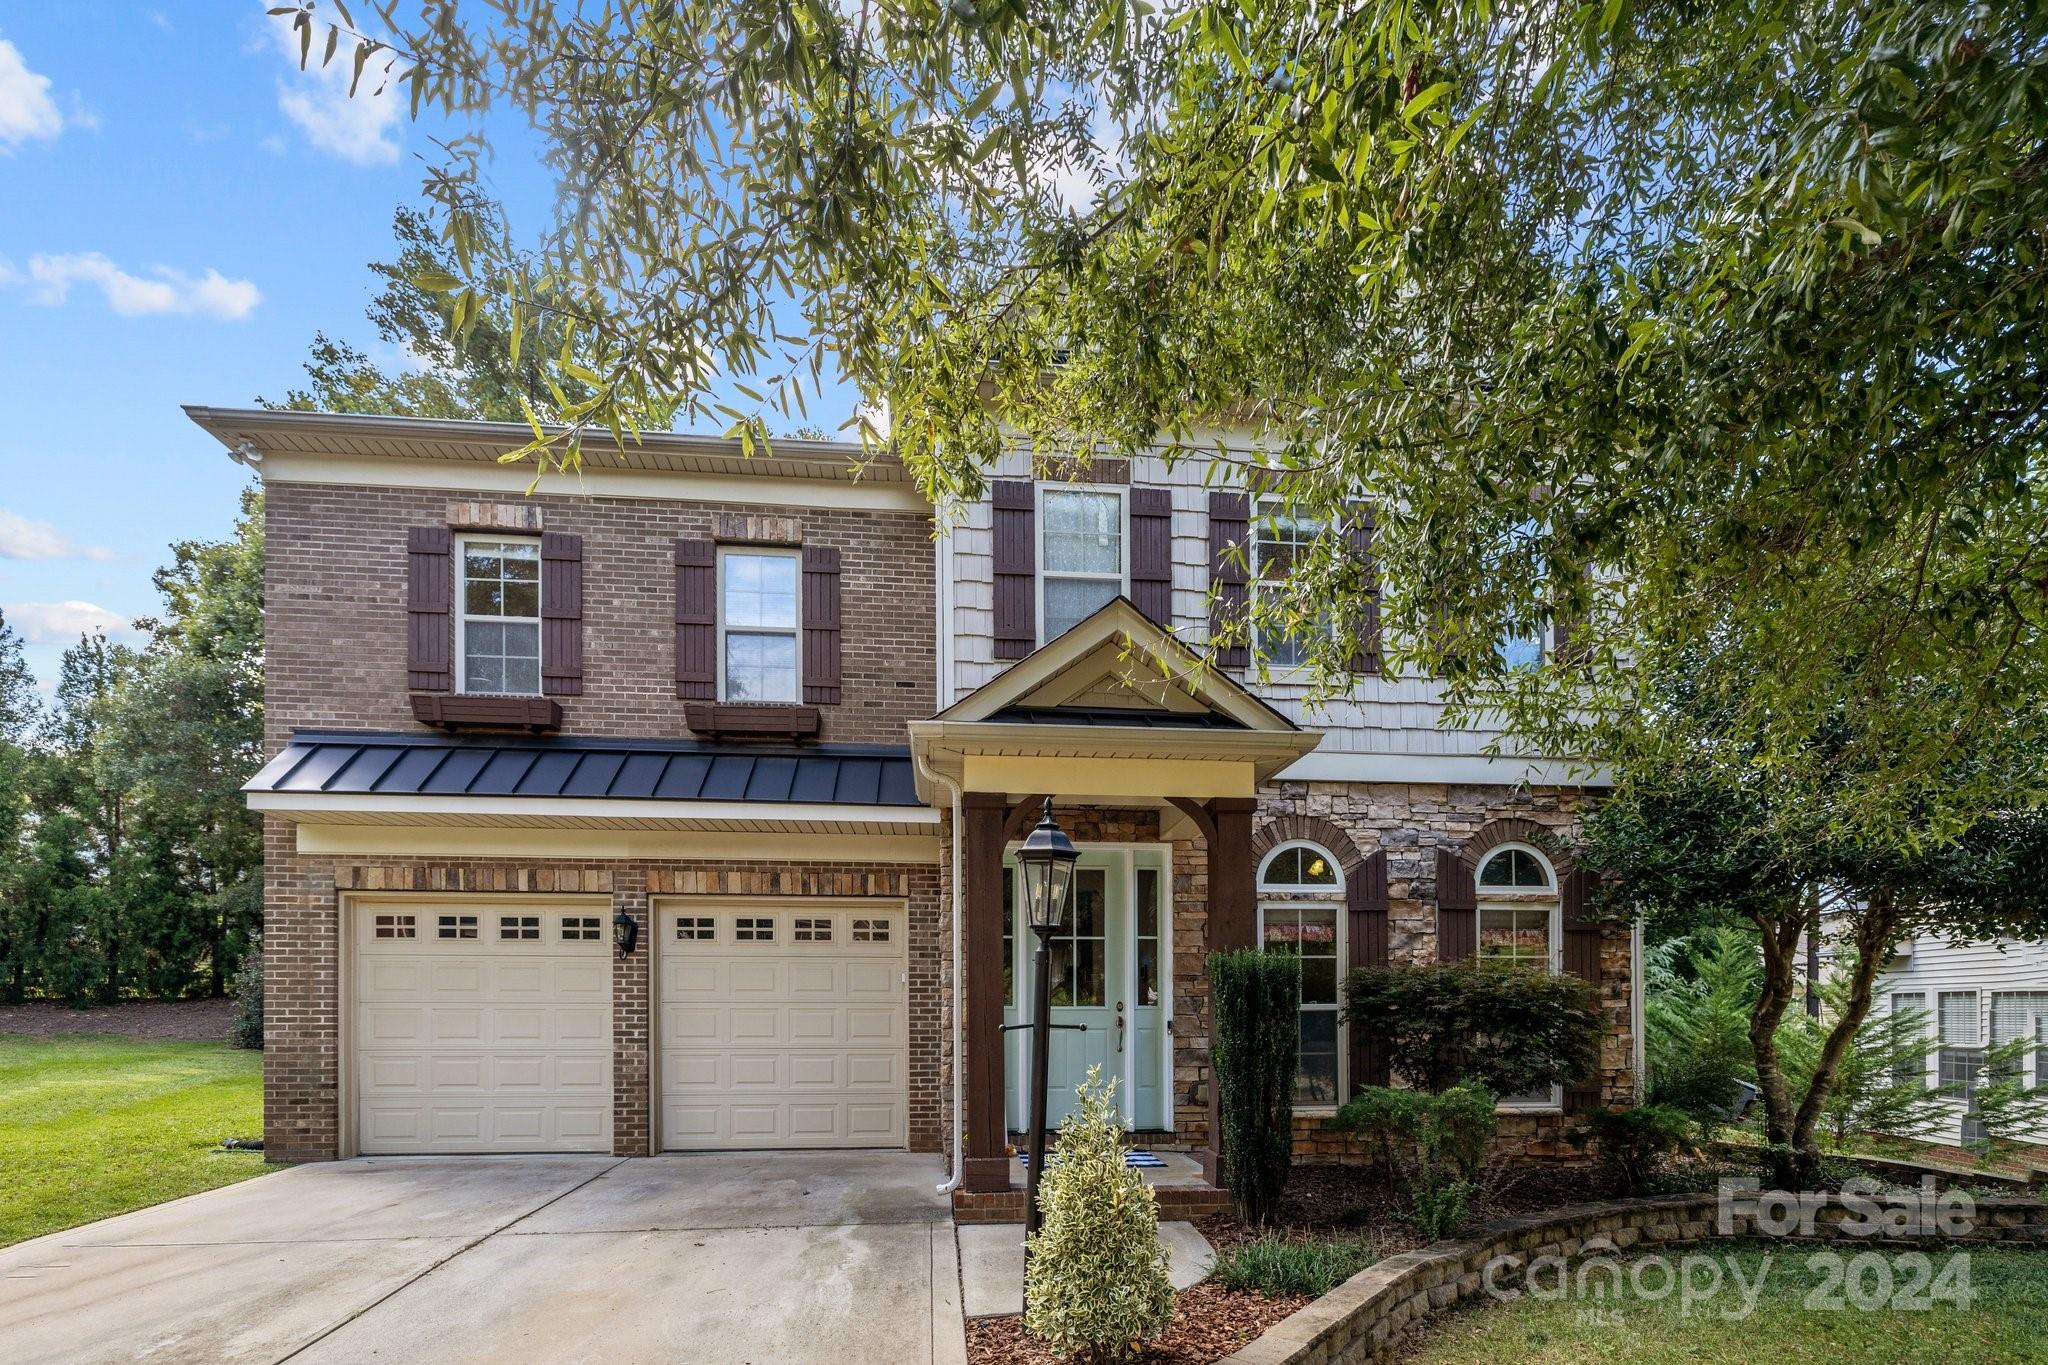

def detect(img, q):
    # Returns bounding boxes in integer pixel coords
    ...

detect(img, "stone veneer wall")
[1223,1192,2048,1364]
[263,846,941,1161]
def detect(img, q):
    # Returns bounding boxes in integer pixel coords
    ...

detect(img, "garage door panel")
[353,903,612,1155]
[660,907,906,1151]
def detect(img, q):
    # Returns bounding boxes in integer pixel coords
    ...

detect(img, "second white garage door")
[658,905,907,1150]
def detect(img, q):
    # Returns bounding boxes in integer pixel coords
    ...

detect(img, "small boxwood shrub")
[1211,1234,1379,1298]
[1024,1068,1175,1362]
[1207,948,1301,1225]
[1332,1081,1497,1240]
[1574,1104,1698,1194]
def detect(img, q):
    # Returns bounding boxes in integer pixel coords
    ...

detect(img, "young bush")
[1418,1080,1498,1184]
[1024,1068,1175,1363]
[229,945,264,1050]
[1406,1175,1471,1240]
[1343,962,1602,1098]
[1210,1234,1378,1298]
[1330,1085,1424,1191]
[1332,1082,1495,1238]
[1574,1104,1698,1194]
[1207,948,1301,1225]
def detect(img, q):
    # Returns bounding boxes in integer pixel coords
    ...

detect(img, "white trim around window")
[1036,483,1128,645]
[1251,498,1333,671]
[454,534,543,696]
[716,545,803,703]
[1475,842,1564,1111]
[1257,840,1347,1111]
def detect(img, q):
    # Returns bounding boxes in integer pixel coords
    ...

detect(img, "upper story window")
[1254,502,1333,669]
[720,547,800,702]
[1498,518,1546,670]
[1040,486,1125,643]
[458,538,542,695]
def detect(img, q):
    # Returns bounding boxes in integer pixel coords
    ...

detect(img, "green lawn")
[0,1034,270,1247]
[1415,1241,2048,1364]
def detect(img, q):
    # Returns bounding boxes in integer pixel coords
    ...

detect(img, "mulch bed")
[966,1282,1311,1365]
[0,998,239,1041]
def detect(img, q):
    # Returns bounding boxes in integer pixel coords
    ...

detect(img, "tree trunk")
[1747,906,1808,1186]
[1790,892,1900,1164]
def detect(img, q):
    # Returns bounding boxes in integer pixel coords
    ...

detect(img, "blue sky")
[0,5,859,693]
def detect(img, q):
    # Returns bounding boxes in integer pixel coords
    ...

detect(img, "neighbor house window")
[1938,991,1986,1144]
[1040,487,1125,642]
[1253,501,1332,669]
[719,548,800,702]
[457,538,542,695]
[1989,992,2048,1088]
[1258,842,1344,1107]
[1890,992,1931,1088]
[1475,845,1561,1109]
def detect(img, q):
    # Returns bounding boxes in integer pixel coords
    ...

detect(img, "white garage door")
[659,905,907,1150]
[352,904,612,1154]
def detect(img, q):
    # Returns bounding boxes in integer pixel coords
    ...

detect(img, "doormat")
[1017,1149,1166,1168]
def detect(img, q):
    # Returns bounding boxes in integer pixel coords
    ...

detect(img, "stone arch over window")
[1251,814,1366,879]
[1456,816,1574,876]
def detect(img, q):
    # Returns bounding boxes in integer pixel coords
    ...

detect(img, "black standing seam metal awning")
[246,731,921,807]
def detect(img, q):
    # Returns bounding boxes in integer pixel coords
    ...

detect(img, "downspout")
[921,748,966,1194]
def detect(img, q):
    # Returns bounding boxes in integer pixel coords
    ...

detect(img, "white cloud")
[271,14,402,165]
[0,37,63,150]
[18,252,262,320]
[0,510,115,562]
[3,600,139,645]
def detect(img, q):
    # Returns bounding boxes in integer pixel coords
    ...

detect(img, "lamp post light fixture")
[1014,797,1080,1244]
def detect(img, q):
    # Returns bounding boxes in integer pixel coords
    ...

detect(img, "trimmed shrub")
[1419,1080,1498,1184]
[1574,1103,1698,1194]
[1332,1081,1496,1239]
[1024,1068,1175,1362]
[1343,961,1602,1097]
[229,946,264,1050]
[1211,1234,1379,1298]
[1407,1174,1471,1240]
[1330,1085,1424,1191]
[1207,948,1301,1226]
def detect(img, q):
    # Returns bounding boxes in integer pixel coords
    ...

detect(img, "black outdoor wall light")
[613,909,640,957]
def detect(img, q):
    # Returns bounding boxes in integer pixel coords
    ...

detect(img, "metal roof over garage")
[248,731,921,808]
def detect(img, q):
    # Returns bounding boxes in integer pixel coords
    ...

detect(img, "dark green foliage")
[230,947,264,1051]
[1342,963,1602,1098]
[1574,1105,1698,1196]
[1419,1081,1498,1185]
[1328,1085,1422,1190]
[1210,1235,1378,1298]
[1643,927,1761,1123]
[1406,1176,1472,1241]
[1331,1082,1496,1239]
[1207,949,1301,1226]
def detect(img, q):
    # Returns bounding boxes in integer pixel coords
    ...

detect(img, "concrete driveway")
[0,1152,966,1365]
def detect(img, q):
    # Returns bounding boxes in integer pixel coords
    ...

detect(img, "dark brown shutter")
[539,532,583,697]
[1129,488,1173,626]
[1435,846,1477,962]
[1207,491,1250,668]
[1346,501,1381,676]
[407,525,453,692]
[1348,849,1391,1091]
[1561,865,1606,1112]
[674,538,717,700]
[802,545,843,705]
[992,480,1036,659]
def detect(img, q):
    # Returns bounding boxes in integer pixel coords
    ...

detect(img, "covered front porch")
[911,599,1321,1196]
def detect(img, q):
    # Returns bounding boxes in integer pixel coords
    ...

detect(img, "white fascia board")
[1273,751,1611,787]
[246,790,941,828]
[255,452,930,513]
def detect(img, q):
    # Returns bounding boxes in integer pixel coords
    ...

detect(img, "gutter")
[915,743,967,1195]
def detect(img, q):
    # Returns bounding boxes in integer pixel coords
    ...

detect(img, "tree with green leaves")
[1776,968,1957,1156]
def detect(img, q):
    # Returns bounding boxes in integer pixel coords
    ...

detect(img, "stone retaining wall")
[1221,1190,2048,1364]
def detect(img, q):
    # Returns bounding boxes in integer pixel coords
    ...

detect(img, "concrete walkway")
[0,1152,966,1365]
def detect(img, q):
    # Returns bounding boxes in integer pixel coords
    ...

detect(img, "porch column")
[960,791,1013,1192]
[1196,796,1258,1185]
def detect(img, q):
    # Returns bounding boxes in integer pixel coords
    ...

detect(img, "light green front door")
[1004,848,1171,1134]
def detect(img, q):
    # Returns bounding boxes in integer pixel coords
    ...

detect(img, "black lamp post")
[1014,798,1080,1242]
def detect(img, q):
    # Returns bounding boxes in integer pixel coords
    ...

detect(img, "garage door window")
[736,916,776,942]
[373,913,416,940]
[562,916,602,941]
[852,917,890,943]
[437,914,479,940]
[794,916,833,942]
[499,915,540,940]
[675,915,715,941]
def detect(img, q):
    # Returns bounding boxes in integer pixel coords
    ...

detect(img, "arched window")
[1258,842,1345,1108]
[1475,843,1562,1110]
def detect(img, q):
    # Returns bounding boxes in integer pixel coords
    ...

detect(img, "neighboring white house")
[1878,936,2048,1148]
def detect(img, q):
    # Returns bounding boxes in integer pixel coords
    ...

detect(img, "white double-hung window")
[1253,501,1333,669]
[1039,487,1125,643]
[719,547,801,702]
[457,538,542,695]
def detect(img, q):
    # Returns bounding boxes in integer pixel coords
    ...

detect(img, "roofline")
[183,405,909,485]
[283,728,911,759]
